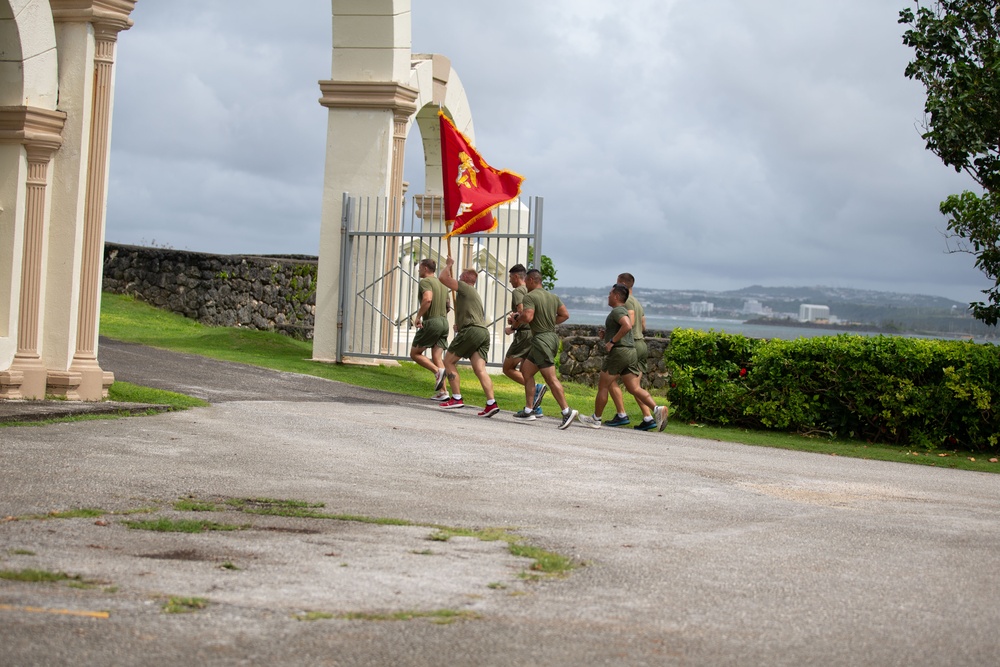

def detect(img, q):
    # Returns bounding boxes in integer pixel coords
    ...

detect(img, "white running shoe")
[654,405,668,431]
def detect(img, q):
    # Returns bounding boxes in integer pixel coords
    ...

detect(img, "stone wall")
[102,243,317,339]
[102,243,672,386]
[557,325,670,390]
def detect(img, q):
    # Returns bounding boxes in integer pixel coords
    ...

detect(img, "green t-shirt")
[454,281,487,330]
[419,276,448,319]
[625,294,645,341]
[522,288,563,334]
[511,285,529,330]
[604,305,634,348]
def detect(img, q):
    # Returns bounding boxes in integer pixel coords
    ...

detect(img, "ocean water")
[567,310,994,344]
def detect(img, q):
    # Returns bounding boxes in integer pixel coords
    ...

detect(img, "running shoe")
[532,383,548,410]
[439,397,464,409]
[559,409,579,430]
[654,405,668,431]
[634,419,657,431]
[434,368,446,391]
[478,403,500,418]
[606,414,630,427]
[578,414,602,429]
[513,408,536,421]
[533,406,543,417]
[431,390,449,401]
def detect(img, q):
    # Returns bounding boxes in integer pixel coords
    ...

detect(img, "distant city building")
[690,301,714,317]
[743,299,765,315]
[799,304,831,322]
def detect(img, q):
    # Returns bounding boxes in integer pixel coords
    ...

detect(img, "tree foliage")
[527,246,557,291]
[900,0,1000,324]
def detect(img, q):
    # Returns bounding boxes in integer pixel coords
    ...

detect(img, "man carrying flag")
[435,257,499,417]
[439,110,524,239]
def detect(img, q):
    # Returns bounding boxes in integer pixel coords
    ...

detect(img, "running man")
[503,264,546,416]
[579,284,667,431]
[409,258,449,398]
[607,272,657,430]
[511,269,579,429]
[435,258,499,417]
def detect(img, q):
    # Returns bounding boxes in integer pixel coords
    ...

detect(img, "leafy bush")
[665,329,762,426]
[665,329,999,452]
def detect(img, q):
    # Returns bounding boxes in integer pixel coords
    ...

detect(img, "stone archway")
[312,0,478,362]
[0,0,60,108]
[0,0,135,400]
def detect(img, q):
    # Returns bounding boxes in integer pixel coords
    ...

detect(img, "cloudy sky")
[106,0,988,304]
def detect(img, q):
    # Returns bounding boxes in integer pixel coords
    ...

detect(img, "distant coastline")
[742,317,990,340]
[741,317,895,335]
[568,309,996,344]
[559,284,997,341]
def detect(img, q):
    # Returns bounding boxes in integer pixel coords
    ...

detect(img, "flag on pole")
[439,110,524,239]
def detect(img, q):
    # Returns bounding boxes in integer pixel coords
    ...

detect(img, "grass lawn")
[99,292,998,473]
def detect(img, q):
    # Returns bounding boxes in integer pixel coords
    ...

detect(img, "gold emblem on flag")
[456,152,480,188]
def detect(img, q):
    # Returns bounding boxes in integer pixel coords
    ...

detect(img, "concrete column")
[312,0,415,362]
[0,106,65,399]
[64,24,119,399]
[313,82,418,362]
[48,0,134,400]
[378,103,415,353]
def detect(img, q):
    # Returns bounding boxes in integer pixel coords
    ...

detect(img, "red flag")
[439,110,524,239]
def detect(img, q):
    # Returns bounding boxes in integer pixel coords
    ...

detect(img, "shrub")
[665,329,999,452]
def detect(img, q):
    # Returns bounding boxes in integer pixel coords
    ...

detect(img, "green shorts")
[505,328,533,360]
[448,326,490,360]
[412,316,449,350]
[634,338,648,374]
[527,331,560,369]
[602,345,640,377]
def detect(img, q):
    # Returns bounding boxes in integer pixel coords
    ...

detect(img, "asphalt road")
[1,338,999,666]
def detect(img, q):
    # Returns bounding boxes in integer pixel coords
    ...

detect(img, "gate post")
[313,0,417,362]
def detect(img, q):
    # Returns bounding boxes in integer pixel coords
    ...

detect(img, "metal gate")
[336,194,544,366]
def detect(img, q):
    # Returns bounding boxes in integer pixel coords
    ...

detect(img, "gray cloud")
[106,0,990,303]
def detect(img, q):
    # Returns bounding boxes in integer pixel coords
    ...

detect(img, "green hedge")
[665,329,1000,451]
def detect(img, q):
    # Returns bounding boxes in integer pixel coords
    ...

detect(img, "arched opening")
[0,0,59,108]
[0,0,59,366]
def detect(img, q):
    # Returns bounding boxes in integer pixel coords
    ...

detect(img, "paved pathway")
[2,339,999,665]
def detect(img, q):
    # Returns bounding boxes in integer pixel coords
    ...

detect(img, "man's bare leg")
[470,354,495,402]
[503,356,524,385]
[410,346,437,373]
[520,358,538,410]
[608,380,627,415]
[538,366,569,411]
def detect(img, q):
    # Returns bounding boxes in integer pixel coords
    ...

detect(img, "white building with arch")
[312,0,524,362]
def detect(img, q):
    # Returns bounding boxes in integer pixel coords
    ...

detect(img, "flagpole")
[447,225,456,311]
